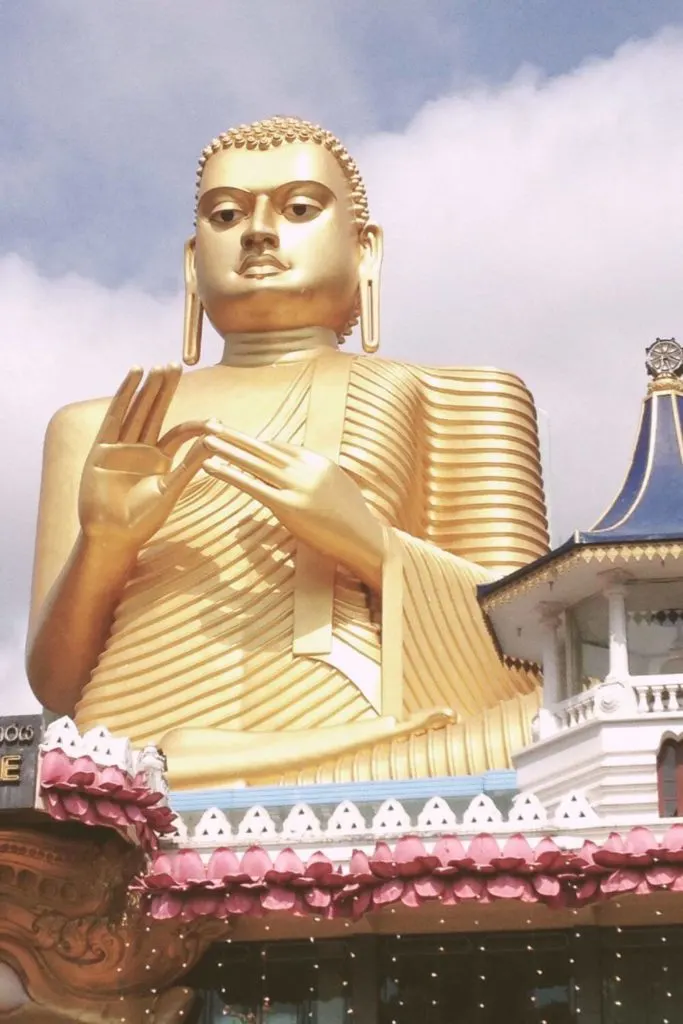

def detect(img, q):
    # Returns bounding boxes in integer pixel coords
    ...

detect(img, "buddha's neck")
[220,327,339,367]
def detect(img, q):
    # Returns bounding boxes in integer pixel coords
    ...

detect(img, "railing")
[545,675,683,737]
[633,679,683,713]
[555,690,597,730]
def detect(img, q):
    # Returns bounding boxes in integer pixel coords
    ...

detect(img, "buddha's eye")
[209,205,245,226]
[283,199,322,222]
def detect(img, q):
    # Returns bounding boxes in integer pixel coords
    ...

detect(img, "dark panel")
[0,715,43,812]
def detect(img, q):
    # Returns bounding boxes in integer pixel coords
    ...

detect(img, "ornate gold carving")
[0,827,225,1023]
[647,376,683,396]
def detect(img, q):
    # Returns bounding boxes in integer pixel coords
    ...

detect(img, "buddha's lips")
[239,253,288,274]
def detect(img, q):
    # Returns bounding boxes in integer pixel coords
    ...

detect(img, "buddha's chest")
[167,357,419,523]
[169,362,314,441]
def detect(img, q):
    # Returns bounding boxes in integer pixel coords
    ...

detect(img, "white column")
[538,602,563,708]
[603,572,630,682]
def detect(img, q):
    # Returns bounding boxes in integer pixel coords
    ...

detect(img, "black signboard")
[0,715,43,812]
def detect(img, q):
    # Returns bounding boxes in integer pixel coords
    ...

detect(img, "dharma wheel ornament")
[645,337,683,379]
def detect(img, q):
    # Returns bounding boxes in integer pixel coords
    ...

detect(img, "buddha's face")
[192,142,366,336]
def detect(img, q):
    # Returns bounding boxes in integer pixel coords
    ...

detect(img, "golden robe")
[74,353,548,783]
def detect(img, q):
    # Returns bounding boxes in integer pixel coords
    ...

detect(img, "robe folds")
[75,353,549,782]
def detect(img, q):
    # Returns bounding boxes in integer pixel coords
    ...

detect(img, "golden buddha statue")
[27,117,548,790]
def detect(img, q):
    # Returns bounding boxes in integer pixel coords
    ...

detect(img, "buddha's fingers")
[120,367,166,443]
[158,419,213,457]
[158,438,209,502]
[204,456,280,506]
[206,419,291,468]
[95,367,144,444]
[140,364,182,443]
[204,436,288,487]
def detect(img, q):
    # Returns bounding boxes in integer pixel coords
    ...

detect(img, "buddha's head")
[183,117,382,364]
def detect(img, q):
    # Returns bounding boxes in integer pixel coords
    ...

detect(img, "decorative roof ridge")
[166,791,600,849]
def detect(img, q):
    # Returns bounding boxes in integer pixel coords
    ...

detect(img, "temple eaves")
[481,339,683,598]
[478,339,683,661]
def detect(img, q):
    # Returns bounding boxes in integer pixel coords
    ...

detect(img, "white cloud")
[0,0,381,286]
[0,618,39,717]
[2,30,683,712]
[358,29,683,535]
[0,255,196,714]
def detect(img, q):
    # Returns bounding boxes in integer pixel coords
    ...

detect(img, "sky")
[2,1,683,714]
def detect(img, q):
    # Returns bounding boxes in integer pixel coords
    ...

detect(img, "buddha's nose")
[242,197,279,251]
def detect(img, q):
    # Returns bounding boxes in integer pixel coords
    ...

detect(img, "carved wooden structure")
[0,825,225,1023]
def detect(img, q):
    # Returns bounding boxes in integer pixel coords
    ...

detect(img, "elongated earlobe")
[359,277,378,354]
[359,223,383,354]
[183,290,203,366]
[182,239,203,367]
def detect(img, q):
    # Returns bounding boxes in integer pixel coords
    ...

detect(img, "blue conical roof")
[579,339,683,544]
[477,341,683,636]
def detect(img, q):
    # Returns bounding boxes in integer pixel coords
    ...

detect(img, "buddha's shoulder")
[44,367,219,439]
[45,395,111,442]
[405,361,535,401]
[350,356,532,396]
[348,353,418,386]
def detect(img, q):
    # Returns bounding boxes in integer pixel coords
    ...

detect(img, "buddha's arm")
[26,404,128,713]
[28,368,209,714]
[28,532,139,715]
[381,527,536,721]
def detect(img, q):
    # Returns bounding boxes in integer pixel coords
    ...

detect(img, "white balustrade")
[546,675,683,737]
[632,678,683,714]
[554,690,597,732]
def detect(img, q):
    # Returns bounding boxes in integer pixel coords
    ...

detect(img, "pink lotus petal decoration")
[267,847,306,882]
[305,851,335,879]
[241,846,273,880]
[413,875,445,899]
[368,842,397,880]
[304,887,332,909]
[40,749,73,786]
[39,745,175,852]
[127,824,683,925]
[432,834,471,867]
[467,834,502,872]
[40,747,683,924]
[207,847,244,881]
[172,849,207,884]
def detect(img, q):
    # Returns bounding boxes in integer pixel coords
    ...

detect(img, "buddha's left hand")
[203,423,384,590]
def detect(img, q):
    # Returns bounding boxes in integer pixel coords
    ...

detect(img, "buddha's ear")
[184,236,197,290]
[183,237,203,367]
[359,222,383,354]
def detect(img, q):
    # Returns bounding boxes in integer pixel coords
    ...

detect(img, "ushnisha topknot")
[194,115,370,228]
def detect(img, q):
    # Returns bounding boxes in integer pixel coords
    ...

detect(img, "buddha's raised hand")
[203,425,385,591]
[79,366,208,551]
